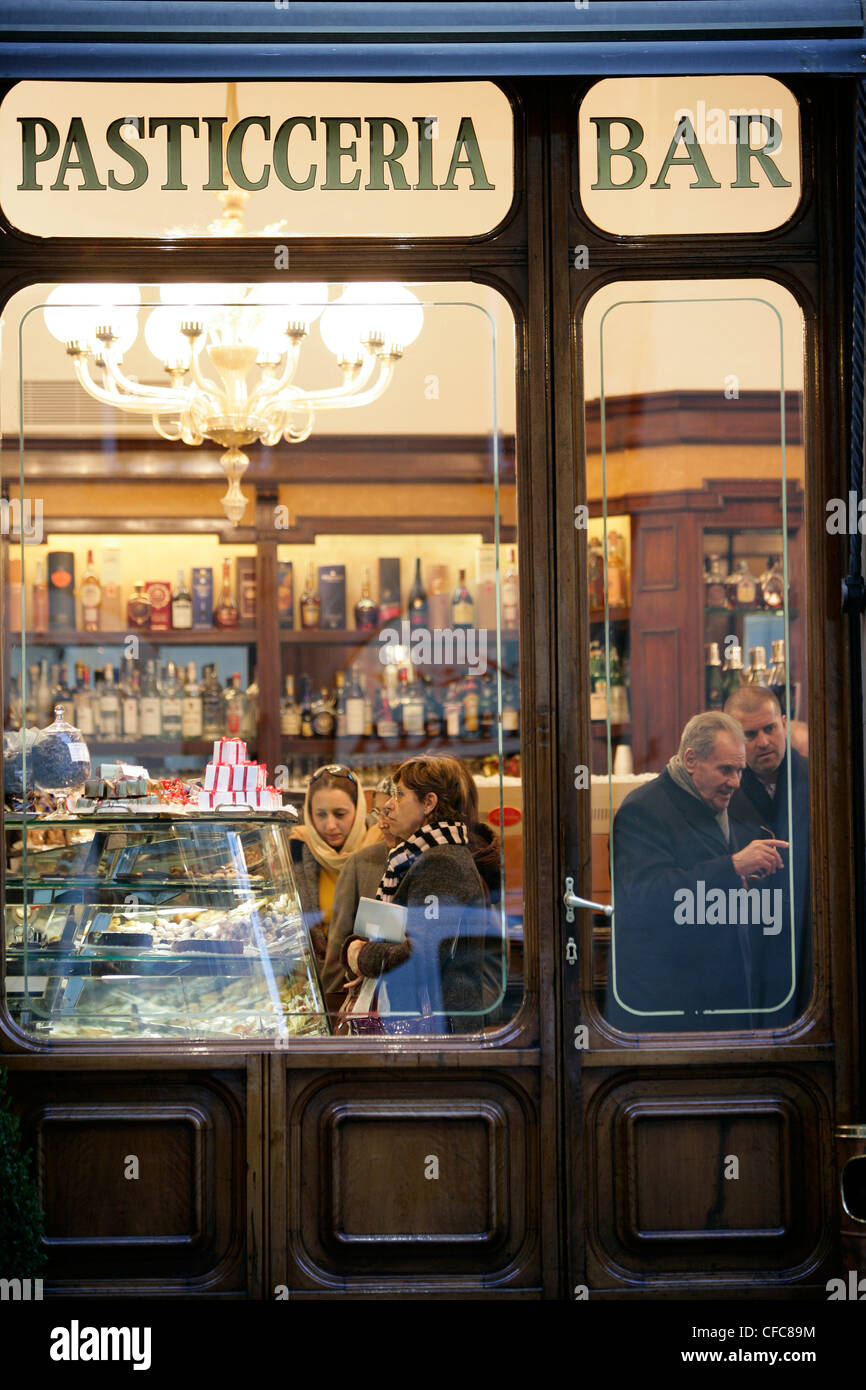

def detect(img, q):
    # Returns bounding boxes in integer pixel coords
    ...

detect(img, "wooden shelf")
[13,629,257,646]
[84,739,256,758]
[280,627,520,644]
[589,606,630,623]
[280,735,521,759]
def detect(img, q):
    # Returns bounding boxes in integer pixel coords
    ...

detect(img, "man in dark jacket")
[607,711,789,1033]
[725,687,812,1026]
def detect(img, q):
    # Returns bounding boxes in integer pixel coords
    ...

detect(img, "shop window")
[1,281,522,1042]
[580,279,811,1032]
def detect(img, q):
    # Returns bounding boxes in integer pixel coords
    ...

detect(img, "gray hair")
[678,711,745,761]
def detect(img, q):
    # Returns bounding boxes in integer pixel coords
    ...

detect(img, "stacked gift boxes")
[197,739,282,810]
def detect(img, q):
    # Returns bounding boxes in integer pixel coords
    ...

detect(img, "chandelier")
[42,277,424,525]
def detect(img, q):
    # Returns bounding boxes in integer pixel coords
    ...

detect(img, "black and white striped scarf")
[376,820,468,902]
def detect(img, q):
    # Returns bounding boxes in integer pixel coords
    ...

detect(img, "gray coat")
[321,839,390,994]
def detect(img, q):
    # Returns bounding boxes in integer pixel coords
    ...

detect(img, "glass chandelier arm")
[152,415,184,442]
[71,354,184,415]
[188,350,228,411]
[247,339,302,412]
[294,359,396,413]
[102,354,187,404]
[295,350,378,404]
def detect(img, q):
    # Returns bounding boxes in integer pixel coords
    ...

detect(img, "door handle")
[563,875,613,923]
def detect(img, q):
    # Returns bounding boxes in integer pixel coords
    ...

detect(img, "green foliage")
[0,1068,46,1278]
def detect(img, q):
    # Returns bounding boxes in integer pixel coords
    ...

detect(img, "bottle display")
[451,569,475,629]
[704,555,727,607]
[311,686,336,738]
[214,558,239,629]
[408,558,429,629]
[721,643,746,702]
[127,581,152,630]
[139,660,162,739]
[121,658,140,741]
[201,664,224,740]
[171,569,193,629]
[354,566,379,630]
[746,645,769,687]
[502,547,519,628]
[724,559,759,610]
[705,642,724,711]
[181,662,203,739]
[760,556,785,610]
[80,549,102,631]
[98,664,121,740]
[280,675,302,737]
[160,661,184,740]
[300,562,321,630]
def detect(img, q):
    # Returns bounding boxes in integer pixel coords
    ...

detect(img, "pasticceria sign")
[0,81,515,238]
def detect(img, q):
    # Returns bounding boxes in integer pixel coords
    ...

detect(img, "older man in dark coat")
[607,711,790,1033]
[725,686,812,1025]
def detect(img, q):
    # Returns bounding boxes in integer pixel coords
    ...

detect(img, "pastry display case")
[4,811,328,1041]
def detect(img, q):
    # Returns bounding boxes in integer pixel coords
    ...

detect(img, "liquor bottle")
[760,556,785,610]
[73,664,95,738]
[451,569,475,629]
[354,567,380,630]
[99,546,124,629]
[200,664,223,741]
[344,665,366,739]
[181,662,203,740]
[120,657,139,741]
[502,547,519,628]
[704,554,728,607]
[334,672,347,739]
[587,537,605,609]
[607,531,627,606]
[36,659,52,726]
[214,558,239,629]
[502,678,520,737]
[300,562,321,630]
[99,664,121,740]
[767,639,788,714]
[48,552,75,630]
[362,675,374,738]
[376,683,399,741]
[378,558,402,624]
[127,581,152,630]
[443,679,462,740]
[53,662,72,708]
[401,667,426,737]
[80,548,102,631]
[171,568,193,629]
[7,558,22,634]
[479,671,497,740]
[721,643,746,702]
[299,676,315,739]
[725,559,760,610]
[705,642,725,710]
[312,685,337,738]
[423,676,443,738]
[408,558,429,629]
[224,673,245,738]
[243,670,259,743]
[280,675,302,737]
[159,661,183,740]
[139,660,162,739]
[7,676,22,730]
[746,645,769,687]
[24,664,41,727]
[31,559,49,633]
[461,671,480,739]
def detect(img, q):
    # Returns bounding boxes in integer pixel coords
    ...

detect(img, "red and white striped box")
[204,763,232,792]
[213,738,247,765]
[230,761,267,792]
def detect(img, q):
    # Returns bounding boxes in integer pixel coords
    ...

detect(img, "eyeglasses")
[309,764,358,785]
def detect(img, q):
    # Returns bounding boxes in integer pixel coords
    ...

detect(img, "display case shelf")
[12,629,257,646]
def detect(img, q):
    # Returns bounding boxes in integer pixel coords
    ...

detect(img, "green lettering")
[322,118,362,190]
[147,117,200,191]
[273,117,316,190]
[365,118,410,191]
[412,116,438,190]
[17,117,59,190]
[106,117,148,191]
[49,116,105,192]
[202,116,228,191]
[590,117,647,190]
[226,116,271,192]
[730,115,792,188]
[650,116,721,189]
[440,116,494,191]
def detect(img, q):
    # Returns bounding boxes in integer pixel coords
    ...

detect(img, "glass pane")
[3,281,521,1041]
[581,280,810,1033]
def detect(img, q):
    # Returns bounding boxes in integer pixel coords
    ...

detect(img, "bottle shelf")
[279,735,521,759]
[704,606,795,618]
[588,606,630,623]
[12,629,257,647]
[280,627,520,645]
[589,721,631,734]
[79,739,257,758]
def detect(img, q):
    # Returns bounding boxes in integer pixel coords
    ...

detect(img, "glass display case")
[4,811,328,1041]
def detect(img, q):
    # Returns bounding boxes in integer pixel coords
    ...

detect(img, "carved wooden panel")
[584,1067,833,1286]
[280,1070,539,1291]
[11,1071,250,1294]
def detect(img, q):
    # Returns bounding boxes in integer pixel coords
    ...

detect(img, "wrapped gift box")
[213,738,247,764]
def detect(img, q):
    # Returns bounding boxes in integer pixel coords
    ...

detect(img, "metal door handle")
[563,875,613,922]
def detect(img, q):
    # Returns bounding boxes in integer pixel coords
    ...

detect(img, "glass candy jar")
[31,704,92,795]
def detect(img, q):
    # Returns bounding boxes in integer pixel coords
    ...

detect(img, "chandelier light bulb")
[144,305,200,368]
[44,283,141,354]
[319,282,423,359]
